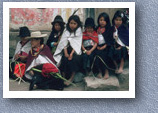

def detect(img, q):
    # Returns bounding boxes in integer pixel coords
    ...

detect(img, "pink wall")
[9,8,84,31]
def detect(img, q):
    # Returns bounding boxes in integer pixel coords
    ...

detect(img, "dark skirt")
[82,46,95,72]
[59,54,82,79]
[30,64,64,90]
[111,46,128,62]
[92,46,115,74]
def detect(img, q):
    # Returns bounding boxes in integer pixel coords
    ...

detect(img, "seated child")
[9,26,31,80]
[93,12,114,79]
[54,15,83,86]
[82,17,98,75]
[111,10,129,74]
[46,15,65,55]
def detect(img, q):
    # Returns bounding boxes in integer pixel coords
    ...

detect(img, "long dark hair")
[51,22,65,35]
[97,12,111,30]
[66,15,82,35]
[112,10,127,26]
[97,12,114,45]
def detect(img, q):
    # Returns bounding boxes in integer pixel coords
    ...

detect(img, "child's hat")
[85,17,95,28]
[51,15,65,25]
[18,26,30,38]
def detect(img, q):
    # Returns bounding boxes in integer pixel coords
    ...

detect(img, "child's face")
[31,38,40,48]
[114,17,122,27]
[99,17,107,27]
[69,19,78,31]
[20,37,28,43]
[54,23,61,32]
[86,26,94,33]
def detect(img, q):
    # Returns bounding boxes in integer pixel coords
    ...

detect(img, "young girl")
[112,10,129,74]
[53,15,82,86]
[93,12,114,79]
[46,15,65,55]
[9,26,31,79]
[82,17,98,75]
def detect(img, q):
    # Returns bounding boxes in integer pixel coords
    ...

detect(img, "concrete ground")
[9,62,129,91]
[9,79,85,91]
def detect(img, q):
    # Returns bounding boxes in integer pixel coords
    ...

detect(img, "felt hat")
[18,26,30,38]
[26,31,47,39]
[51,15,65,25]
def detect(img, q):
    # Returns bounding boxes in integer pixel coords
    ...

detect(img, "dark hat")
[85,18,95,28]
[18,26,30,38]
[51,15,65,25]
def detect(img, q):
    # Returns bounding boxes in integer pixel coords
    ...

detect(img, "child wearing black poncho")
[111,10,129,74]
[92,12,114,79]
[46,15,65,55]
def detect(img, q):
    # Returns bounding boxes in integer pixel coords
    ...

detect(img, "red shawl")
[26,45,56,70]
[83,31,98,43]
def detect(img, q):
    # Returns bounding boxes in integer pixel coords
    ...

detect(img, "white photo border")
[3,2,135,98]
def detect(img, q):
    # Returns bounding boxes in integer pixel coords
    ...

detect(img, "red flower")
[41,63,59,78]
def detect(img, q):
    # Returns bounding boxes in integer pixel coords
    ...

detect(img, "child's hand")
[100,44,107,50]
[29,70,34,76]
[18,55,27,61]
[53,42,58,46]
[116,46,122,50]
[97,29,102,34]
[87,32,93,37]
[97,46,101,50]
[114,35,118,40]
[68,56,72,60]
[68,54,73,60]
[86,50,92,55]
[14,54,19,60]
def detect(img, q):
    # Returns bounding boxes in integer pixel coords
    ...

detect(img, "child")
[53,15,82,86]
[46,15,65,55]
[93,12,114,79]
[112,10,129,74]
[82,17,98,75]
[9,26,31,79]
[25,31,64,90]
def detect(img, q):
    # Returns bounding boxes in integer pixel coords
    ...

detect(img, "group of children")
[10,10,129,89]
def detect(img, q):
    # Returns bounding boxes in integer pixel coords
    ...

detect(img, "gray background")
[1,0,158,113]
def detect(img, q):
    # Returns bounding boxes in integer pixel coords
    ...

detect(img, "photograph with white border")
[3,2,135,98]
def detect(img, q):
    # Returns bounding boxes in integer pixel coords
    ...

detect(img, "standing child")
[93,12,114,79]
[46,15,65,55]
[112,10,129,74]
[53,15,82,86]
[82,17,98,75]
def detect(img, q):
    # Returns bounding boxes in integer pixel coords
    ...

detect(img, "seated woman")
[25,31,64,90]
[9,26,31,80]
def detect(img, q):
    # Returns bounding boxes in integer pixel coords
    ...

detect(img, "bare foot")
[115,69,123,74]
[103,74,109,80]
[97,73,102,79]
[64,81,71,86]
[33,84,38,89]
